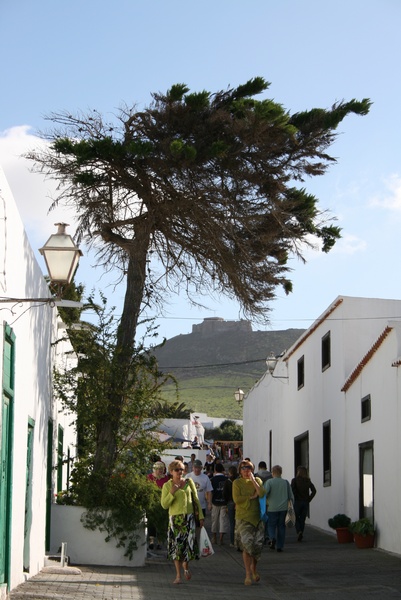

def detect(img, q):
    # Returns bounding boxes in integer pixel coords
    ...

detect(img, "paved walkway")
[9,526,401,599]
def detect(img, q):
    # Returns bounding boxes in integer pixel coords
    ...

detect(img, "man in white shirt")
[185,459,213,517]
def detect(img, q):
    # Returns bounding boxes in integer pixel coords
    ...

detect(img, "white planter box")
[50,505,146,567]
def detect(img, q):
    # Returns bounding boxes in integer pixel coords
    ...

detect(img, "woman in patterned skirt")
[161,459,204,584]
[232,459,266,586]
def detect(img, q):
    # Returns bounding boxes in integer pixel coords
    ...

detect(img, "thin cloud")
[369,174,401,212]
[332,234,367,255]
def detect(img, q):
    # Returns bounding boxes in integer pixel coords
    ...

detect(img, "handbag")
[199,525,215,557]
[285,500,296,527]
[189,483,200,527]
[259,495,268,523]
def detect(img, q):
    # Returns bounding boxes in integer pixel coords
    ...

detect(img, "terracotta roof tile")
[341,326,393,392]
[285,298,343,361]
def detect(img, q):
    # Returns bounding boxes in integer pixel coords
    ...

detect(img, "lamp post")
[0,223,82,305]
[234,388,244,404]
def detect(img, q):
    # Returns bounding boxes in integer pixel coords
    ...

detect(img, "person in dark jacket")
[223,465,238,546]
[291,466,316,542]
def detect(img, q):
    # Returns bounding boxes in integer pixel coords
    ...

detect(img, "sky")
[1,0,401,344]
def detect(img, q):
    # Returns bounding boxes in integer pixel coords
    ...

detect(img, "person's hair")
[175,455,184,461]
[153,461,166,472]
[258,461,267,470]
[296,466,308,478]
[169,460,184,474]
[215,463,225,473]
[272,465,282,476]
[228,466,238,478]
[239,459,254,473]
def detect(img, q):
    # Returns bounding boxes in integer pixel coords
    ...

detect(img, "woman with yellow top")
[232,459,266,586]
[161,459,204,584]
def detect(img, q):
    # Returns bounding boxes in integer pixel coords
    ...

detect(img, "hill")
[154,318,304,420]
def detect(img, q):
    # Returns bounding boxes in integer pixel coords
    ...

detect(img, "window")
[361,395,371,422]
[297,355,305,389]
[321,331,331,371]
[323,420,331,486]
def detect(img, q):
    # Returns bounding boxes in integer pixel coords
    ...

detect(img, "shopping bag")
[199,526,215,557]
[285,500,296,527]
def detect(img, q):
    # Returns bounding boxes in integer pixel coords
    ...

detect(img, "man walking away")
[210,463,229,545]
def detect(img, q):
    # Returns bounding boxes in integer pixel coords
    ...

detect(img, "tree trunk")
[92,226,150,482]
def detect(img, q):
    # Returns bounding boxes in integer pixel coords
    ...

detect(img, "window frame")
[321,331,331,372]
[361,394,371,422]
[322,420,331,487]
[297,355,305,390]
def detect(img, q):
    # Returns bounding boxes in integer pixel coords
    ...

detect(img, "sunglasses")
[241,465,252,470]
[173,468,184,472]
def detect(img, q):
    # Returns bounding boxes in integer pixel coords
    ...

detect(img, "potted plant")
[328,513,353,543]
[350,518,375,548]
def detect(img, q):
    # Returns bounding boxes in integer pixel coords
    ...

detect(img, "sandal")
[244,578,252,586]
[184,569,192,581]
[252,572,260,582]
[173,578,182,585]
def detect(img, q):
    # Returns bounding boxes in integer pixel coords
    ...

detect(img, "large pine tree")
[27,78,370,481]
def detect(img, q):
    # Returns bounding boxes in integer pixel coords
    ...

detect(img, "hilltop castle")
[191,317,252,337]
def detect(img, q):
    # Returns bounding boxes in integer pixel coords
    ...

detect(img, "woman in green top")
[161,460,204,585]
[232,459,266,586]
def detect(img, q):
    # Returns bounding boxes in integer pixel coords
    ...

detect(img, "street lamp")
[266,352,289,379]
[39,223,82,286]
[234,388,244,404]
[266,352,277,374]
[0,223,82,305]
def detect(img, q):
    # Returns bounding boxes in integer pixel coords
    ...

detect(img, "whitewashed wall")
[50,505,146,567]
[244,295,401,555]
[0,167,77,592]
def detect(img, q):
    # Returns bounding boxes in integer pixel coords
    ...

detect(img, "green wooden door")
[0,325,15,586]
[45,420,53,552]
[23,419,35,572]
[0,395,11,584]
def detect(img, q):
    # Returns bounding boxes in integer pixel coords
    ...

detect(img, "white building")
[0,167,77,596]
[244,295,401,556]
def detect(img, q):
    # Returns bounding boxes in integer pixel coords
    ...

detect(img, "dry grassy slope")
[154,327,305,419]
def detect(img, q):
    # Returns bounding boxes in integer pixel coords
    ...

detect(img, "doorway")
[359,441,374,521]
[294,431,309,476]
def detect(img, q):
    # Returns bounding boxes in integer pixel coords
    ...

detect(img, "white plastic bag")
[199,526,215,557]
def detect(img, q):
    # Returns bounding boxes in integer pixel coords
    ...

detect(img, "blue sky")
[1,0,401,342]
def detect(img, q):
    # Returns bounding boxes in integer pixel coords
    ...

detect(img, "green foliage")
[149,400,192,419]
[184,90,210,110]
[328,513,351,529]
[350,518,375,536]
[53,292,172,555]
[206,419,243,441]
[80,472,167,559]
[166,83,190,102]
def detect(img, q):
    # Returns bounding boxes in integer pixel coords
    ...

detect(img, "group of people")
[157,455,316,586]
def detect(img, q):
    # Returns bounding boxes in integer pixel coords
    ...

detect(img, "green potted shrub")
[328,513,353,543]
[350,518,375,548]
